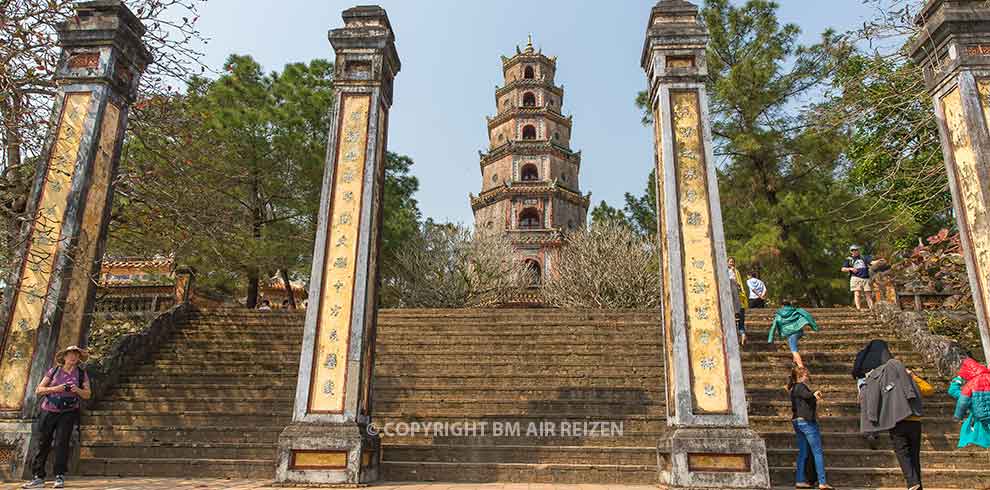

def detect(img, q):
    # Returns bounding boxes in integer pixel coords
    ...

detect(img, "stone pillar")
[173,266,196,305]
[0,0,148,479]
[910,0,990,360]
[275,5,399,485]
[642,2,769,488]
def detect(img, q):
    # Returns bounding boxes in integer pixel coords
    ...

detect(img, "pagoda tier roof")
[487,106,573,131]
[507,228,565,246]
[101,256,174,270]
[480,141,581,167]
[469,182,591,211]
[495,78,563,98]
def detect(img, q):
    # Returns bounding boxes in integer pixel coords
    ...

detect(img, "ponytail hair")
[787,366,810,391]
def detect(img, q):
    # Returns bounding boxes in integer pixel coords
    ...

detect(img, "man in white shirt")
[746,272,768,308]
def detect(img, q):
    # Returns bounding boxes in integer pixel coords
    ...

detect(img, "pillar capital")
[909,0,990,92]
[642,0,709,99]
[55,0,151,102]
[330,5,400,106]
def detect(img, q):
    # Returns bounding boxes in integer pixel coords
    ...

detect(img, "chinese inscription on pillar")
[310,95,371,414]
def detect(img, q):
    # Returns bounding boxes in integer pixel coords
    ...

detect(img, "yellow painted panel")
[687,453,750,473]
[60,102,121,350]
[944,85,990,332]
[291,451,347,469]
[308,94,371,413]
[655,105,676,413]
[670,90,730,414]
[0,93,91,410]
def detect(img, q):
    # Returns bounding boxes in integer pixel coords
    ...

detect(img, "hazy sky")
[190,1,878,225]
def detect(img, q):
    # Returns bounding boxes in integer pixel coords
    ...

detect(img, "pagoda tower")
[470,36,591,281]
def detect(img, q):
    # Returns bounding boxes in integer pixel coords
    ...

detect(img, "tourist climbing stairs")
[77,307,990,488]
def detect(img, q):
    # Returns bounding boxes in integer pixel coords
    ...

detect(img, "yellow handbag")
[912,373,935,397]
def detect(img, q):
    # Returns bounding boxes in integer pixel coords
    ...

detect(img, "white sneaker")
[54,474,64,488]
[21,477,44,489]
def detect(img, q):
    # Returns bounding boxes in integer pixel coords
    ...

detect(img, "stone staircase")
[77,308,990,488]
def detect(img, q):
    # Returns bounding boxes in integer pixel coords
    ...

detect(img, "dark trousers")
[31,410,79,478]
[750,298,766,309]
[736,308,746,335]
[889,420,923,488]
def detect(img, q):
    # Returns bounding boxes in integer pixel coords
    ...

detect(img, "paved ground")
[0,479,972,490]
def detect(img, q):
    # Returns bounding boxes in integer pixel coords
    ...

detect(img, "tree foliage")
[380,222,526,308]
[543,219,661,309]
[632,0,892,306]
[1,0,207,281]
[110,55,421,306]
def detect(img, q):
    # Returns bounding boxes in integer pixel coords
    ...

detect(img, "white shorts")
[850,276,872,292]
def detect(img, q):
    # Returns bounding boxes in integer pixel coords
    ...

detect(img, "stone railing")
[85,303,190,401]
[872,270,971,377]
[86,267,196,401]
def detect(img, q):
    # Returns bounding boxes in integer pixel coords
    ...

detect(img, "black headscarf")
[851,340,892,379]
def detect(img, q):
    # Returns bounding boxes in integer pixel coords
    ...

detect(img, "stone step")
[380,461,658,484]
[80,442,276,460]
[373,387,664,401]
[749,400,958,417]
[81,425,282,444]
[767,466,990,489]
[117,375,298,387]
[372,400,667,417]
[759,430,973,451]
[85,412,291,427]
[765,448,990,470]
[152,351,302,362]
[381,444,656,465]
[143,354,664,367]
[372,415,666,435]
[78,457,274,479]
[92,399,292,413]
[749,415,964,434]
[373,375,664,389]
[374,364,662,377]
[109,384,297,398]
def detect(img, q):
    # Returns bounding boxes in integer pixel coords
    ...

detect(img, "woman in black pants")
[22,346,91,489]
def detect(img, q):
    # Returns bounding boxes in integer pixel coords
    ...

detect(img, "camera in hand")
[64,383,73,392]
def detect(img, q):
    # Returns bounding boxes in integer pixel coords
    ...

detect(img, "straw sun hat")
[55,345,90,365]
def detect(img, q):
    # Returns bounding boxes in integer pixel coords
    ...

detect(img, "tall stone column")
[0,1,149,479]
[275,5,399,485]
[910,0,990,360]
[642,2,769,488]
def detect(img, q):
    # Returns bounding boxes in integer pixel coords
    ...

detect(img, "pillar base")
[0,419,34,481]
[658,427,770,490]
[275,422,380,485]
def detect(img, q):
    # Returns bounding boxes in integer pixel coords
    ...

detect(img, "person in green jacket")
[948,357,990,449]
[768,300,819,368]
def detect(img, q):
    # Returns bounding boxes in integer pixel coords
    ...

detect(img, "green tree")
[635,0,882,306]
[589,201,629,228]
[111,55,421,306]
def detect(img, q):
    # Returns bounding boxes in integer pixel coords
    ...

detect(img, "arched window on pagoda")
[524,259,542,286]
[524,66,535,79]
[522,125,537,140]
[521,164,539,181]
[522,92,536,107]
[518,207,542,229]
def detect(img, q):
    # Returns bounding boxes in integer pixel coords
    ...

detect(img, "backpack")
[961,370,990,423]
[44,366,86,411]
[972,391,990,423]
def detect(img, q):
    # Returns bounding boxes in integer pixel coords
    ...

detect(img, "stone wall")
[86,303,190,402]
[874,302,970,377]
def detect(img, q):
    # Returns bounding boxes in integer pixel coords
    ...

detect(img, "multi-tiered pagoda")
[470,37,591,282]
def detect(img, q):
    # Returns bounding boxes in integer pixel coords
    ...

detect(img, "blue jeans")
[787,331,803,353]
[793,419,827,485]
